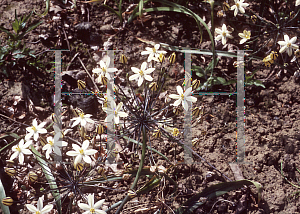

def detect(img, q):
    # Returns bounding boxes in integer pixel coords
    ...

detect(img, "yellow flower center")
[139,70,144,76]
[80,113,85,119]
[90,208,95,213]
[181,94,184,99]
[222,32,227,37]
[79,149,84,155]
[152,48,156,53]
[287,43,291,47]
[172,128,179,137]
[16,146,21,152]
[35,211,41,214]
[236,3,239,7]
[49,140,54,146]
[32,126,37,132]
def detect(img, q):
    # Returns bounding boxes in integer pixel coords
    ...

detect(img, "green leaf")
[136,175,161,195]
[252,80,265,88]
[17,21,43,40]
[175,179,262,214]
[138,0,144,18]
[0,26,14,38]
[0,134,21,153]
[122,135,171,163]
[192,65,205,78]
[0,178,10,214]
[13,53,26,59]
[31,146,62,214]
[12,20,19,34]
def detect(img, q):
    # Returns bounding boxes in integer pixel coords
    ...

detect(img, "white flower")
[66,140,97,167]
[71,112,94,128]
[169,86,197,111]
[129,62,155,87]
[296,0,300,6]
[141,44,167,62]
[25,195,53,214]
[42,135,68,159]
[92,57,117,84]
[78,193,106,214]
[238,30,251,44]
[230,0,249,17]
[25,119,47,141]
[277,35,299,56]
[10,139,32,164]
[215,24,233,45]
[103,101,128,124]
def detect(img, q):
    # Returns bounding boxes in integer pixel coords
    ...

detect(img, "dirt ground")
[1,0,300,214]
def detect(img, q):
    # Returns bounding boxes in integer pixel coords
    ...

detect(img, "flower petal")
[78,203,90,211]
[66,151,79,156]
[83,155,92,164]
[88,194,94,207]
[138,77,144,87]
[25,204,39,212]
[41,204,53,213]
[94,199,105,209]
[82,140,90,150]
[85,149,98,156]
[141,62,147,71]
[129,74,140,81]
[176,86,183,95]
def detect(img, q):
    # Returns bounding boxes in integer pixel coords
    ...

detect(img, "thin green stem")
[115,126,147,214]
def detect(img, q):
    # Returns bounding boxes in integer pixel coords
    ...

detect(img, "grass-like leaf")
[0,178,10,214]
[175,179,262,214]
[30,146,62,214]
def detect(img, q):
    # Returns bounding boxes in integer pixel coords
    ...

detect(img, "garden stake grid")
[53,49,250,167]
[182,50,250,165]
[53,49,123,166]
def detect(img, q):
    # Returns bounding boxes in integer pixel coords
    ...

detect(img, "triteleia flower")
[215,24,233,45]
[66,140,97,167]
[230,0,249,17]
[277,35,299,56]
[141,44,167,62]
[92,57,118,84]
[129,62,155,87]
[42,135,68,159]
[169,86,197,111]
[25,119,47,141]
[238,30,251,44]
[25,195,53,214]
[10,139,32,164]
[103,100,128,124]
[296,0,300,6]
[78,193,106,214]
[71,112,94,128]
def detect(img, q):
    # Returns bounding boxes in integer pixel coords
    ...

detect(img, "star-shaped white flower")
[129,62,155,87]
[25,119,47,141]
[25,195,53,214]
[296,0,300,6]
[103,100,128,124]
[215,24,233,45]
[277,35,299,56]
[92,57,117,84]
[10,139,32,164]
[230,0,249,17]
[78,193,106,214]
[238,30,251,44]
[141,44,167,62]
[169,86,197,111]
[71,112,94,128]
[42,135,68,159]
[66,140,97,167]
